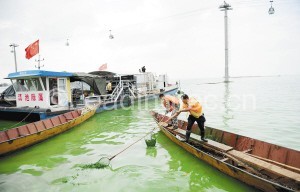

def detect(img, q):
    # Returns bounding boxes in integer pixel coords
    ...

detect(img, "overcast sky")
[0,0,299,82]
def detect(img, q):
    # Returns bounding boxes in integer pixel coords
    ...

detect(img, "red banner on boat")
[99,63,107,71]
[25,40,39,59]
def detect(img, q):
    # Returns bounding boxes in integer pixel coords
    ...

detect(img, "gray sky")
[0,0,299,82]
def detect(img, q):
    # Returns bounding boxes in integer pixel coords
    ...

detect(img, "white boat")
[0,70,178,120]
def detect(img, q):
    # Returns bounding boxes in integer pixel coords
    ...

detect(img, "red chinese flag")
[25,40,39,59]
[99,63,107,71]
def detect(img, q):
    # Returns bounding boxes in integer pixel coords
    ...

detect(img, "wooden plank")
[34,121,46,132]
[220,157,229,162]
[248,153,300,174]
[158,122,168,127]
[228,150,300,182]
[243,149,252,153]
[0,132,9,143]
[50,116,61,126]
[206,140,234,153]
[174,128,233,152]
[7,129,19,140]
[18,125,30,136]
[58,115,67,123]
[43,119,54,129]
[71,111,80,118]
[27,123,38,134]
[64,112,74,121]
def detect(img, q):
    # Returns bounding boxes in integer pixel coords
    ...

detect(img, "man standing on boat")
[166,94,208,142]
[142,66,146,73]
[159,94,180,129]
[106,81,112,94]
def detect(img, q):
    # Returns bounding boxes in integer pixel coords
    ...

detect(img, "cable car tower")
[65,38,70,46]
[109,30,114,39]
[269,1,275,15]
[219,1,232,83]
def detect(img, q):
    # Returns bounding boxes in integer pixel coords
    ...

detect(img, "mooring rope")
[0,108,36,131]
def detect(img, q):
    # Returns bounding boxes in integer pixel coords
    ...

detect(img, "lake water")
[0,75,299,192]
[179,75,300,151]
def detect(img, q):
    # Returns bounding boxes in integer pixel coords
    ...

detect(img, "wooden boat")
[151,111,300,192]
[0,105,98,156]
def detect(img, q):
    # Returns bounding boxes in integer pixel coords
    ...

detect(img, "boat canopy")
[88,71,116,77]
[70,72,107,95]
[1,85,15,97]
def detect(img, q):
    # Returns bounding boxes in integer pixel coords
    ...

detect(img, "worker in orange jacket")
[166,94,207,142]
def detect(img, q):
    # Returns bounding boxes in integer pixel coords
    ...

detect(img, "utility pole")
[9,43,19,72]
[219,1,232,83]
[35,55,45,70]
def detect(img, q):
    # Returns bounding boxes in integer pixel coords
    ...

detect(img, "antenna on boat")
[219,1,232,83]
[109,30,114,39]
[268,0,275,15]
[35,54,45,70]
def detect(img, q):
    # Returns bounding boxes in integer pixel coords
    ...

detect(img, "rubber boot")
[183,131,191,142]
[201,131,208,142]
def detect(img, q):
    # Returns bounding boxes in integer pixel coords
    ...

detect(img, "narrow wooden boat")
[151,111,300,192]
[0,105,98,156]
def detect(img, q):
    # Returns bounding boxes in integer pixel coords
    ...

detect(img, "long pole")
[9,43,18,72]
[219,1,232,83]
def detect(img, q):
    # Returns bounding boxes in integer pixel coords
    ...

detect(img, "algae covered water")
[0,75,299,191]
[0,107,256,192]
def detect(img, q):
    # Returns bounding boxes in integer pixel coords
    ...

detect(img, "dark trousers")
[187,115,206,136]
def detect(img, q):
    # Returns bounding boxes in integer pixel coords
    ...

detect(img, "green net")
[145,133,157,147]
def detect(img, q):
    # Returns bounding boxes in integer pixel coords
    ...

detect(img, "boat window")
[31,78,43,91]
[25,79,36,91]
[49,78,57,91]
[49,78,58,105]
[58,79,66,91]
[14,79,28,92]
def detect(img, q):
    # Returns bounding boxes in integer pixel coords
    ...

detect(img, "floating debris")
[80,162,108,169]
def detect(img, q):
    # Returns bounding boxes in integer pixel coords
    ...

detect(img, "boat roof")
[88,71,116,77]
[6,70,74,79]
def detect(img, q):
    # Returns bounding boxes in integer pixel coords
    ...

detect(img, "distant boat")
[0,105,98,156]
[151,111,300,192]
[80,71,179,113]
[0,70,178,121]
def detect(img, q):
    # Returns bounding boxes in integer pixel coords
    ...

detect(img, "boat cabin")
[6,70,73,109]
